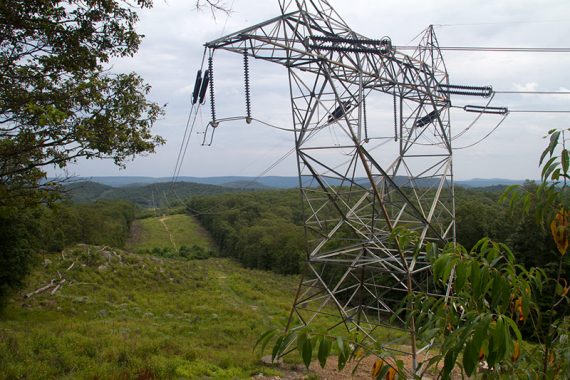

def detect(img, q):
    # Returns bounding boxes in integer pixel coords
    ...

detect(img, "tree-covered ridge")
[188,190,306,275]
[64,180,244,207]
[0,200,136,304]
[188,185,568,282]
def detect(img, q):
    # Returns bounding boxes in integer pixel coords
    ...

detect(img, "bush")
[179,245,209,260]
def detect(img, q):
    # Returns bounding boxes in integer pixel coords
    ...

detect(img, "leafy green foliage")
[0,0,165,310]
[0,207,38,308]
[501,129,570,378]
[188,191,305,275]
[0,200,136,306]
[0,1,164,199]
[256,327,406,379]
[411,238,544,378]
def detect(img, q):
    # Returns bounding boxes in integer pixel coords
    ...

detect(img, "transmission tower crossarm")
[204,13,448,102]
[205,11,300,49]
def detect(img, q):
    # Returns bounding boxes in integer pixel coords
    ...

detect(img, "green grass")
[126,213,214,253]
[0,246,297,379]
[0,210,404,379]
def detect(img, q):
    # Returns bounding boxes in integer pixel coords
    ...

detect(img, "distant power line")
[452,105,570,113]
[396,46,570,53]
[509,110,570,113]
[433,19,570,27]
[495,91,570,95]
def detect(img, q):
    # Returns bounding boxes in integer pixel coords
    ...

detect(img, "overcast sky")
[55,0,570,180]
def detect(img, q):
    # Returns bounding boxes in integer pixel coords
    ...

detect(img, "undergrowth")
[0,245,295,379]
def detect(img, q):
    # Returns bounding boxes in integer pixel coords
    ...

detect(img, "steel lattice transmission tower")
[203,0,454,366]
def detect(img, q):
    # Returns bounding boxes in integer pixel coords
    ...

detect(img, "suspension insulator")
[191,70,202,105]
[380,36,392,56]
[244,50,252,124]
[415,110,440,128]
[208,56,217,126]
[463,105,508,115]
[438,84,493,98]
[198,69,210,105]
[393,89,398,141]
[328,101,352,123]
[363,96,369,143]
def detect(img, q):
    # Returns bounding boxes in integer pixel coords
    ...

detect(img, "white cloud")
[50,0,570,180]
[514,82,539,91]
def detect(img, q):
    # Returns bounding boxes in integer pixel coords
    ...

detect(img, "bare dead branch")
[195,0,232,18]
[25,279,55,298]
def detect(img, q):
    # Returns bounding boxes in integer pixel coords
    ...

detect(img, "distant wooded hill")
[63,181,248,207]
[65,176,530,189]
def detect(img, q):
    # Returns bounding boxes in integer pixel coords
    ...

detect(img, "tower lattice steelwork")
[202,0,455,370]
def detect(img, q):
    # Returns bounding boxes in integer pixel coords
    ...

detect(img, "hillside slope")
[126,213,215,254]
[0,245,298,379]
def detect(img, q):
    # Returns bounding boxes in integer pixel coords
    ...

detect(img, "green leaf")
[540,130,560,165]
[254,328,277,354]
[556,281,564,295]
[492,318,504,353]
[494,317,508,361]
[454,261,467,292]
[318,337,331,368]
[540,146,550,165]
[433,255,448,282]
[272,332,296,362]
[301,336,313,369]
[462,339,479,377]
[541,156,558,181]
[272,335,285,361]
[487,347,498,368]
[336,336,348,370]
[375,364,390,380]
[336,335,345,356]
[442,350,457,380]
[560,148,570,174]
[471,261,481,299]
[297,331,307,357]
[441,256,455,284]
[490,276,503,309]
[504,317,523,342]
[473,315,491,344]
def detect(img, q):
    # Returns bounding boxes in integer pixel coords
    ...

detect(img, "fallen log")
[25,279,55,298]
[51,279,66,295]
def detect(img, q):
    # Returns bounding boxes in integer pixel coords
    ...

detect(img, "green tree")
[0,0,164,203]
[502,129,570,378]
[0,0,164,305]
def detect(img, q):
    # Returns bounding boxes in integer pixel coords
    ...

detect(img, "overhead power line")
[495,90,570,95]
[452,105,570,113]
[395,46,570,53]
[509,110,570,113]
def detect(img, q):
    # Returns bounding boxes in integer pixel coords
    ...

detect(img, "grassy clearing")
[0,211,404,379]
[126,213,214,253]
[0,246,296,379]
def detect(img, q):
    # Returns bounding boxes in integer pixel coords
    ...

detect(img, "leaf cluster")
[409,239,544,378]
[255,327,405,379]
[0,0,164,200]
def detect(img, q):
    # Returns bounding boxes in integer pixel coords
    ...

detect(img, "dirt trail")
[159,215,177,250]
